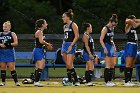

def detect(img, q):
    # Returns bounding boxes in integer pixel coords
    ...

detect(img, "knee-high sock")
[109,68,114,81]
[130,68,133,82]
[11,70,18,83]
[1,70,6,83]
[104,68,110,83]
[35,68,43,82]
[124,67,131,83]
[88,70,93,83]
[71,68,78,82]
[85,71,89,83]
[138,67,140,82]
[67,69,72,82]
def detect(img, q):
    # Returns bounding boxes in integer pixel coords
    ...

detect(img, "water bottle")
[118,57,121,64]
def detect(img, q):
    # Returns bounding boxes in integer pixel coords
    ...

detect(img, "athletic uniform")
[62,22,80,86]
[101,26,115,58]
[33,32,45,62]
[83,33,94,62]
[124,27,138,86]
[125,27,138,57]
[62,22,76,54]
[0,32,15,62]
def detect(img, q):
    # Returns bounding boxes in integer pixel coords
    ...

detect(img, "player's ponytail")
[64,9,74,20]
[109,14,118,23]
[128,15,136,19]
[35,19,45,32]
[3,21,11,29]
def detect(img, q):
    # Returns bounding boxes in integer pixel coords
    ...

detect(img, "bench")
[15,52,140,80]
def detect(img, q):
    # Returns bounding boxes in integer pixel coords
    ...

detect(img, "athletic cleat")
[15,82,20,86]
[105,82,115,87]
[74,82,80,86]
[63,82,73,86]
[109,81,116,86]
[34,82,44,87]
[0,82,5,86]
[124,81,135,87]
[137,83,140,87]
[85,82,96,86]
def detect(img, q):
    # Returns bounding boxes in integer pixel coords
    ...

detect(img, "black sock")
[138,67,140,82]
[88,70,93,83]
[1,70,6,83]
[35,68,43,82]
[130,68,133,82]
[71,68,78,82]
[125,67,131,83]
[67,69,72,82]
[85,71,88,83]
[109,68,114,81]
[104,68,110,83]
[11,70,18,83]
[34,69,38,81]
[112,68,115,80]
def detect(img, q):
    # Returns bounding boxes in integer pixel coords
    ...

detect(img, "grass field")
[0,80,140,93]
[1,60,139,93]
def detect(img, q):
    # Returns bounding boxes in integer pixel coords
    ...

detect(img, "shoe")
[109,81,116,86]
[0,82,5,86]
[124,81,135,87]
[85,82,96,86]
[15,82,20,86]
[105,82,115,87]
[63,82,73,86]
[74,82,80,86]
[137,82,140,87]
[34,82,44,87]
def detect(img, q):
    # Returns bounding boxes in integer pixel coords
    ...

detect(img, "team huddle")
[0,9,140,87]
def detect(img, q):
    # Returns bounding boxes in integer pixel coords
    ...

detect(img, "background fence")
[5,34,138,78]
[16,34,140,52]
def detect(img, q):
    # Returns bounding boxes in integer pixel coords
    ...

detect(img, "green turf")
[0,80,140,93]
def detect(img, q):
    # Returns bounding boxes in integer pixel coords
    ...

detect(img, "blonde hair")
[3,21,11,29]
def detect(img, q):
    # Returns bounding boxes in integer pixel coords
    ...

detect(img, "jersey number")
[65,32,68,39]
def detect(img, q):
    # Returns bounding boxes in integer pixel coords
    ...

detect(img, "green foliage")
[8,0,58,34]
[2,0,140,34]
[73,0,140,33]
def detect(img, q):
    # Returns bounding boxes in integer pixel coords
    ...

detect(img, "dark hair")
[83,23,91,31]
[128,15,136,19]
[35,19,45,31]
[64,9,74,20]
[109,14,118,23]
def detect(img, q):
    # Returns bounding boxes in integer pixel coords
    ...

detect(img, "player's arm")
[100,27,107,49]
[134,19,140,23]
[83,34,92,56]
[125,19,133,33]
[0,32,2,44]
[38,31,50,46]
[38,31,53,50]
[10,32,18,46]
[125,19,133,25]
[0,32,5,48]
[133,19,140,28]
[70,23,79,46]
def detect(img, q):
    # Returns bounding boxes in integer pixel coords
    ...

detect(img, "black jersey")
[0,32,14,49]
[64,22,75,42]
[103,26,114,44]
[35,31,45,48]
[83,33,94,54]
[126,27,138,43]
